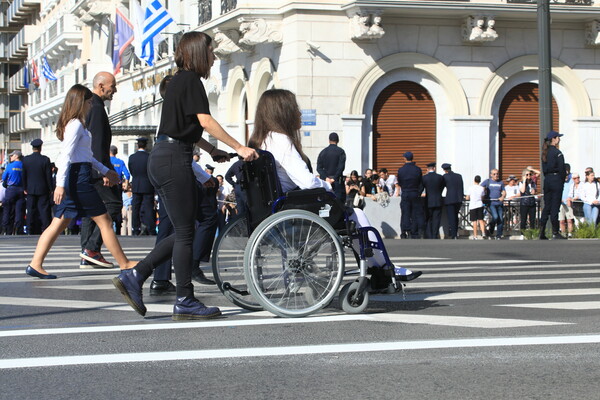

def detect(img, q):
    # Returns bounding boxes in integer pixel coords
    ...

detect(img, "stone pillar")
[341,114,365,174]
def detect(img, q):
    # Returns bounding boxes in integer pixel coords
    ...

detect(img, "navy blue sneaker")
[172,297,221,321]
[112,269,147,316]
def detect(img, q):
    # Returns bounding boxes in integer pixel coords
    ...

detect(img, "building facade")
[2,0,600,182]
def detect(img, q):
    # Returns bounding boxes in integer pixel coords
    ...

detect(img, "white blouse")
[261,131,331,193]
[581,181,600,204]
[55,119,109,188]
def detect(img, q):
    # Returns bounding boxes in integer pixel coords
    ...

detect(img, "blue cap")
[30,138,43,147]
[546,131,563,140]
[403,151,413,160]
[441,163,451,170]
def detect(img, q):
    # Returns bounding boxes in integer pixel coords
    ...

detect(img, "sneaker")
[172,297,221,320]
[79,258,93,269]
[567,232,573,238]
[80,249,114,268]
[519,235,525,240]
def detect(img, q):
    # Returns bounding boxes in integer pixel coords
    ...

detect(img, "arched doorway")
[499,83,559,179]
[373,81,436,173]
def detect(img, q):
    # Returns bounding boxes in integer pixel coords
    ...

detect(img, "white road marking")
[496,301,600,310]
[373,288,600,302]
[2,334,598,369]
[413,277,600,287]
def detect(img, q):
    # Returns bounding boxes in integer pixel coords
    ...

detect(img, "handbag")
[353,194,365,208]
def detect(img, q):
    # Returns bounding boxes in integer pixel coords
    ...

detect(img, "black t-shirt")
[157,70,211,144]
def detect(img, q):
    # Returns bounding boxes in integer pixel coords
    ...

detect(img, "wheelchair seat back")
[242,150,347,232]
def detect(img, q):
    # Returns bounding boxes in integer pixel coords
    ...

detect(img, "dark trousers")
[26,193,51,234]
[539,176,563,235]
[234,184,247,216]
[425,206,442,239]
[400,193,425,238]
[520,204,536,230]
[136,141,197,298]
[81,181,122,252]
[2,186,25,234]
[445,203,461,238]
[153,196,173,281]
[194,205,218,264]
[131,192,155,234]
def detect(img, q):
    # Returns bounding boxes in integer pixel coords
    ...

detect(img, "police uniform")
[316,133,346,201]
[22,139,53,234]
[422,162,445,239]
[397,151,425,238]
[1,152,25,234]
[539,131,567,239]
[442,163,464,239]
[128,138,155,235]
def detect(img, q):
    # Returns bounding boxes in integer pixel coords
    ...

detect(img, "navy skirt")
[54,162,107,219]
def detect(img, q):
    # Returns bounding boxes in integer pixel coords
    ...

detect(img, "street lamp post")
[538,0,553,143]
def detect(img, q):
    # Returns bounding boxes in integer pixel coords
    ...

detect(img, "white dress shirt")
[261,131,331,193]
[581,181,600,204]
[55,119,109,188]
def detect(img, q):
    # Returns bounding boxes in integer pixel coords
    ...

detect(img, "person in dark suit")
[316,132,346,201]
[441,163,464,239]
[422,162,445,239]
[397,151,425,238]
[225,159,246,216]
[22,139,53,234]
[80,72,122,269]
[128,137,155,235]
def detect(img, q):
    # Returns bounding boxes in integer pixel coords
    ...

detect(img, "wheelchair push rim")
[244,209,345,318]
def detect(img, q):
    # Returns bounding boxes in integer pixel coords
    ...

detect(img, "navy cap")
[136,137,148,143]
[546,131,563,140]
[441,163,451,170]
[30,138,43,147]
[205,164,215,171]
[426,162,436,168]
[403,151,413,160]
[329,132,339,142]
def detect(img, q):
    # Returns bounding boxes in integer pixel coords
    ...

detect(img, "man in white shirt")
[378,168,399,197]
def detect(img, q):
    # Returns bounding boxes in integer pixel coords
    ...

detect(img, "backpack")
[482,181,491,206]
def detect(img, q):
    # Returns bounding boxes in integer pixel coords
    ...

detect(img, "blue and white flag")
[23,63,29,89]
[133,0,173,66]
[41,55,57,81]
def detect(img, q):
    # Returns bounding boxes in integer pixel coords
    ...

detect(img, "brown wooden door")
[373,81,436,174]
[499,83,559,179]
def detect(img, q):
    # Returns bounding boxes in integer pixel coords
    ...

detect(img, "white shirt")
[467,184,485,210]
[379,175,398,196]
[505,184,520,200]
[55,119,109,188]
[261,131,331,193]
[581,181,600,204]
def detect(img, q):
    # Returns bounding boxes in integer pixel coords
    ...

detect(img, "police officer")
[441,163,464,239]
[397,151,425,238]
[539,130,567,240]
[316,132,346,201]
[1,150,25,234]
[422,162,445,239]
[22,139,53,234]
[128,137,155,235]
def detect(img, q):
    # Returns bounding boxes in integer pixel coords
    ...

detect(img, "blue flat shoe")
[25,266,57,279]
[112,269,147,316]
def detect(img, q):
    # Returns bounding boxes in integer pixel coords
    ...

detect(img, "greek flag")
[41,55,57,81]
[140,0,173,66]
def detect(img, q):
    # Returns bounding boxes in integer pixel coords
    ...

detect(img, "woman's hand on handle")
[236,146,258,162]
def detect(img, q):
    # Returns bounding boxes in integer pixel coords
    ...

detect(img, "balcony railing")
[0,95,8,120]
[9,110,40,133]
[8,25,39,60]
[0,33,10,60]
[44,14,83,60]
[199,0,212,25]
[221,0,237,14]
[7,0,41,26]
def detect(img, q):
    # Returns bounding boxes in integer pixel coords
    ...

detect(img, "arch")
[224,66,249,123]
[478,55,592,118]
[248,58,280,119]
[349,52,469,116]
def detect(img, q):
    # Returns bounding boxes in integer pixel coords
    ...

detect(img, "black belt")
[155,134,188,145]
[547,172,559,175]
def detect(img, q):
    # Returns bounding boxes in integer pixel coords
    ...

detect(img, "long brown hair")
[249,89,306,160]
[175,31,212,79]
[55,84,93,141]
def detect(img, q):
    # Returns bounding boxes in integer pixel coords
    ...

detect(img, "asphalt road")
[1,235,600,399]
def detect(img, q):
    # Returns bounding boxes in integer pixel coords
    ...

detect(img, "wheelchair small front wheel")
[244,209,345,318]
[339,281,369,314]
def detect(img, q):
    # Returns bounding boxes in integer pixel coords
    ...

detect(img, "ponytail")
[541,139,550,163]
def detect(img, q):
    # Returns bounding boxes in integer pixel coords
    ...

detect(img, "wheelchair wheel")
[339,281,369,314]
[212,216,262,311]
[244,209,345,318]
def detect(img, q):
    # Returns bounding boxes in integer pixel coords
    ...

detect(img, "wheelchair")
[212,151,406,317]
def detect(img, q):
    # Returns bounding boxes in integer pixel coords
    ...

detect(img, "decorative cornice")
[213,28,245,59]
[350,11,385,40]
[462,16,498,43]
[238,18,282,47]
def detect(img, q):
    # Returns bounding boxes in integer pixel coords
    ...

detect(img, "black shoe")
[149,280,176,296]
[192,269,216,285]
[25,265,57,279]
[172,297,221,320]
[552,233,567,240]
[397,271,422,282]
[539,234,549,240]
[112,269,147,316]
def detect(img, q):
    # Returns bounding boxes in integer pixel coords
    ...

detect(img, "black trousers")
[400,193,425,238]
[153,196,173,281]
[2,186,24,234]
[136,141,197,298]
[81,180,122,252]
[539,175,563,235]
[445,203,461,238]
[131,192,155,234]
[425,206,442,239]
[26,193,51,234]
[520,203,536,230]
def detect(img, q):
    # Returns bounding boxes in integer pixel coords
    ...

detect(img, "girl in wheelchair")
[248,89,422,286]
